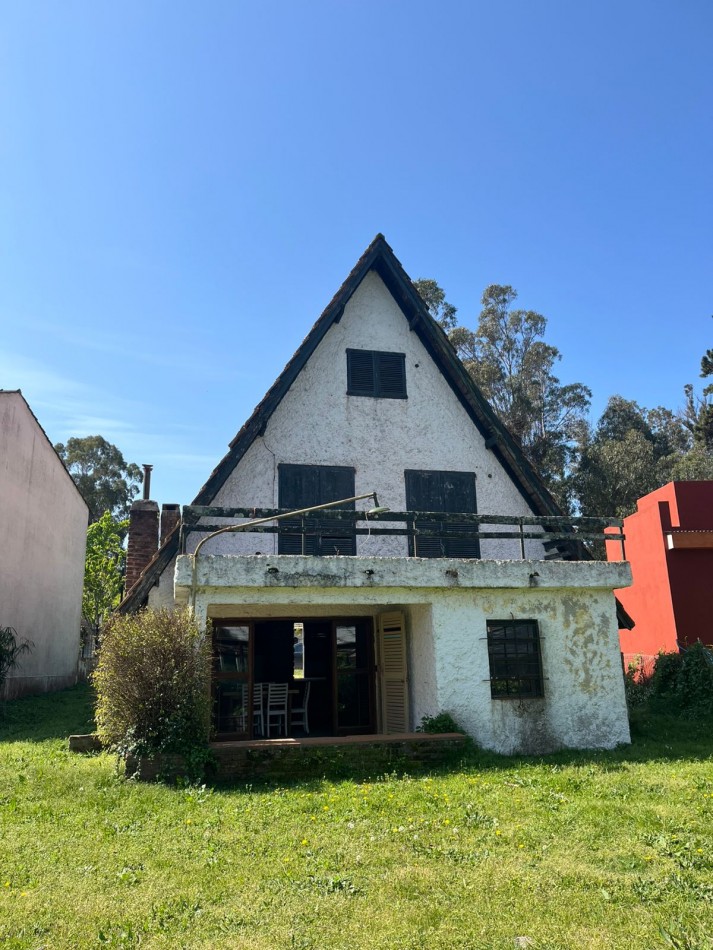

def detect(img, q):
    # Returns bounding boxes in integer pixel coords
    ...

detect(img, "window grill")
[486,620,544,699]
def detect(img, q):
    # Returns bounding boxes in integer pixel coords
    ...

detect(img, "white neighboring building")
[0,391,89,698]
[120,236,632,755]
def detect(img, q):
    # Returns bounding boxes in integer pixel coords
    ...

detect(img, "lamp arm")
[189,490,380,612]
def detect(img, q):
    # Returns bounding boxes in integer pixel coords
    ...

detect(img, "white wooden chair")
[252,682,265,737]
[266,683,289,737]
[290,680,311,735]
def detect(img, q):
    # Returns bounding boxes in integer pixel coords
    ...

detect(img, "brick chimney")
[125,500,159,592]
[160,503,181,545]
[125,464,159,594]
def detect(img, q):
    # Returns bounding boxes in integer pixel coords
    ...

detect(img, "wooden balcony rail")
[179,507,625,561]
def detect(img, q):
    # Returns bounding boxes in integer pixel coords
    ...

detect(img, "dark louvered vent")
[346,349,406,399]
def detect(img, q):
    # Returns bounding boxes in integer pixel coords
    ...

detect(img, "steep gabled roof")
[120,235,634,627]
[192,233,562,516]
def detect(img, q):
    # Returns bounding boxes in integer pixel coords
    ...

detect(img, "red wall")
[606,481,713,666]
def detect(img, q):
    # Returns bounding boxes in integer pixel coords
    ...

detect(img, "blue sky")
[1,1,711,508]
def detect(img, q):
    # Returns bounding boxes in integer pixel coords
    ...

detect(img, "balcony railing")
[180,507,625,561]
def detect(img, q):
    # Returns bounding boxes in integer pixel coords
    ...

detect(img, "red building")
[606,481,713,671]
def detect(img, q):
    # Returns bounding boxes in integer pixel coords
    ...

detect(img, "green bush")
[623,659,654,709]
[417,711,466,734]
[0,625,33,696]
[93,609,212,772]
[649,643,713,717]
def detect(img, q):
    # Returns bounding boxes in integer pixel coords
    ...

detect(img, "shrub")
[93,609,212,772]
[649,643,713,717]
[417,711,466,734]
[624,658,654,709]
[0,625,33,696]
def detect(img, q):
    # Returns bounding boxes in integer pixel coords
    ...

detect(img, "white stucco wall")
[175,554,631,754]
[406,603,438,726]
[147,555,178,610]
[190,270,544,560]
[0,393,88,698]
[429,588,630,754]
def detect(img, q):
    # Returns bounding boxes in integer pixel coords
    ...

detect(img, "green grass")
[1,687,712,949]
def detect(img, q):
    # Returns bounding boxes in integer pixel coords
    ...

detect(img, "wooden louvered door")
[377,611,409,734]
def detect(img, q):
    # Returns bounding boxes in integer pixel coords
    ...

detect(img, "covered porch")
[174,553,633,755]
[209,611,403,743]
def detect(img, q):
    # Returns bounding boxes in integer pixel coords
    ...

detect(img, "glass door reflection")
[212,624,251,738]
[334,621,374,735]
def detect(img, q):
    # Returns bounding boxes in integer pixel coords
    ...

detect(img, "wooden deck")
[209,731,465,751]
[206,731,468,782]
[72,731,469,782]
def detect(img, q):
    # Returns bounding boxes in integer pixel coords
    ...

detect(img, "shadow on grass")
[209,707,713,794]
[0,682,95,742]
[2,685,712,791]
[206,708,713,795]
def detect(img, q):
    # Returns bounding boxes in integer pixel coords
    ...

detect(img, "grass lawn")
[1,686,712,949]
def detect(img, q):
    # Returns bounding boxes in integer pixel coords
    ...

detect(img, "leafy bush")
[93,609,212,772]
[649,643,713,717]
[624,658,654,709]
[417,711,466,734]
[0,625,33,695]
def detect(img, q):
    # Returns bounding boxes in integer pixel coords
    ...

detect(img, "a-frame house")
[119,235,632,755]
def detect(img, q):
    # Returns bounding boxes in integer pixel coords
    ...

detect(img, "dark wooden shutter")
[441,471,479,558]
[405,470,479,559]
[317,466,356,555]
[347,349,406,399]
[376,352,406,398]
[278,464,320,554]
[347,350,375,396]
[278,464,356,555]
[405,470,446,557]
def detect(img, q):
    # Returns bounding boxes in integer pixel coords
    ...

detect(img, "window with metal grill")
[486,620,544,699]
[346,349,407,399]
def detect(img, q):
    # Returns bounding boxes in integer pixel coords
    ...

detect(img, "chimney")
[125,475,160,591]
[142,463,153,500]
[160,503,181,545]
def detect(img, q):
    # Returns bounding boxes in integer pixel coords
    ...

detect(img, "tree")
[677,332,713,469]
[413,278,458,331]
[574,396,694,518]
[701,346,713,379]
[693,337,713,450]
[575,426,660,519]
[55,436,142,522]
[82,512,129,640]
[416,279,591,509]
